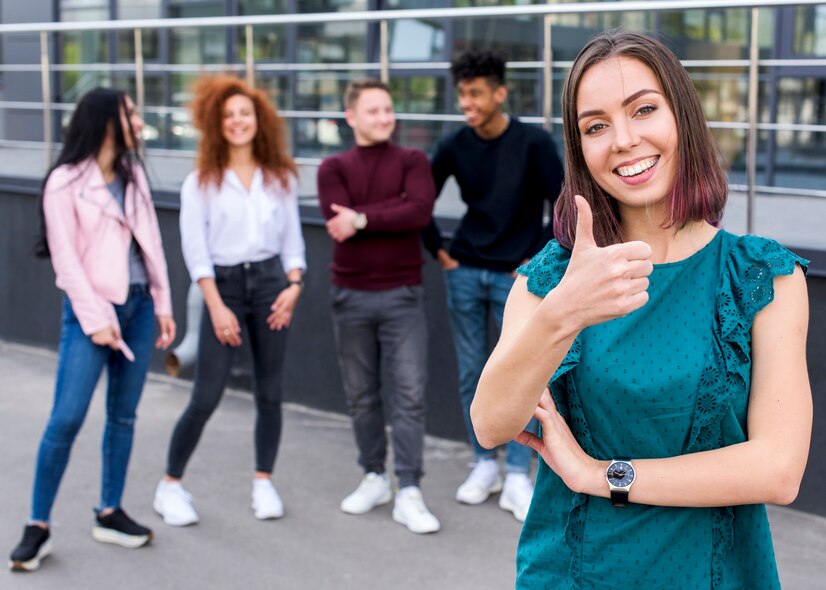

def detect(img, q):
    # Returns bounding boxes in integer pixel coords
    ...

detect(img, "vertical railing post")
[380,19,389,84]
[543,15,553,132]
[134,28,145,120]
[40,31,52,167]
[746,6,759,235]
[245,24,255,87]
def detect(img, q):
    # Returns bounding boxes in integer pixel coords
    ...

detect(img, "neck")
[228,144,256,169]
[621,207,716,264]
[473,111,509,140]
[96,142,117,183]
[355,136,387,147]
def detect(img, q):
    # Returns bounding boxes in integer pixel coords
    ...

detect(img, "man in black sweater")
[422,49,564,522]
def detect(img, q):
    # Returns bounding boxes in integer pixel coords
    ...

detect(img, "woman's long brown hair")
[190,76,297,190]
[554,31,729,249]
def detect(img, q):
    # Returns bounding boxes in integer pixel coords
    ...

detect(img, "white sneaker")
[252,479,284,520]
[455,459,502,504]
[153,479,199,526]
[392,487,440,534]
[340,472,392,515]
[499,472,534,522]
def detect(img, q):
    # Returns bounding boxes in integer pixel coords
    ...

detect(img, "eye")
[635,104,657,117]
[583,122,607,135]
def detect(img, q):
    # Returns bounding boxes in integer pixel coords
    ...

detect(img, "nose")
[457,95,471,110]
[611,118,640,152]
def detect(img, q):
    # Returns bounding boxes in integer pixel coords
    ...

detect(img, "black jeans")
[166,256,288,478]
[331,285,428,489]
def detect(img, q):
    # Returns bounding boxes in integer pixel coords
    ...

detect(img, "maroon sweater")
[317,142,435,291]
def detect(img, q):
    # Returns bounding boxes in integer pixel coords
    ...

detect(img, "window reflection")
[794,6,826,56]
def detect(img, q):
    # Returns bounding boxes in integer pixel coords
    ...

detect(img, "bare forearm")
[197,277,224,311]
[472,289,581,447]
[575,439,807,507]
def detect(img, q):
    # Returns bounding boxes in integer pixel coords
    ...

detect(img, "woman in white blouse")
[154,77,306,525]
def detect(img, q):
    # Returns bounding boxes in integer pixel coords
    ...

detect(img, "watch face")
[607,461,635,487]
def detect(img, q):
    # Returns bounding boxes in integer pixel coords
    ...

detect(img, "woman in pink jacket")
[9,88,176,572]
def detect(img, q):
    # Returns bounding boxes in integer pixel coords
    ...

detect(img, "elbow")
[469,400,508,450]
[768,471,803,506]
[766,456,806,505]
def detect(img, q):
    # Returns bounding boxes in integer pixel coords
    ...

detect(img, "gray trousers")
[330,285,428,489]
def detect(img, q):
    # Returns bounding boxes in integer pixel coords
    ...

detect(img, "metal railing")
[1,0,825,232]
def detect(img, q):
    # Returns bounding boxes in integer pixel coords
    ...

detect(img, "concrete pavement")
[2,340,826,590]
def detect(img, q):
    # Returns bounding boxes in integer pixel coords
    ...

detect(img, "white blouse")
[180,168,307,281]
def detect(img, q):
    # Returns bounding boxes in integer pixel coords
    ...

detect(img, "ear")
[494,84,508,106]
[344,108,356,129]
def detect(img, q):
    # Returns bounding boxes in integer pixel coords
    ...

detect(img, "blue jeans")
[444,266,534,474]
[30,287,156,523]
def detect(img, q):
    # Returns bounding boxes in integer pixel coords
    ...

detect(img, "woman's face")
[575,56,679,213]
[221,94,258,148]
[119,96,143,150]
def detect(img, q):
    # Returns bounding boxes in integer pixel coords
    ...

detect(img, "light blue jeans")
[30,287,155,522]
[444,265,534,474]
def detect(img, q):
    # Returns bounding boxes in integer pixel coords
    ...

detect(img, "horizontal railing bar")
[2,101,823,133]
[1,1,823,35]
[4,58,824,75]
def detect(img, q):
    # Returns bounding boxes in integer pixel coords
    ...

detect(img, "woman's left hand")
[155,315,177,349]
[516,387,600,495]
[267,285,301,331]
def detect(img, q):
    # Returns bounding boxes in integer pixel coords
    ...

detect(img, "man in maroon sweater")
[317,79,439,534]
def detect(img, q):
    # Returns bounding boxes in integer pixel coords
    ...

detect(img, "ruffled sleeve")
[687,233,807,588]
[516,239,571,298]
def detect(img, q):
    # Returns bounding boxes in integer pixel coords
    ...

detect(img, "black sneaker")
[92,508,153,548]
[9,525,52,572]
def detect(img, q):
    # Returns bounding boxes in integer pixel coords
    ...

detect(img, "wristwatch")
[605,459,635,508]
[352,212,367,230]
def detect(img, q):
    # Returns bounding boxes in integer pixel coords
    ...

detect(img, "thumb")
[330,203,343,213]
[572,195,597,253]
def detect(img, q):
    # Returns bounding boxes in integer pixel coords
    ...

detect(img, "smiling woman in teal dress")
[473,31,812,589]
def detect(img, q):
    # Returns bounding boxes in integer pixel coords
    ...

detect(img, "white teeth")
[617,157,658,177]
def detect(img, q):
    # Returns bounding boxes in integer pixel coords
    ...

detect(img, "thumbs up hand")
[551,195,653,330]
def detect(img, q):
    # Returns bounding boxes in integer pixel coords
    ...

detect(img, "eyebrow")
[577,88,662,122]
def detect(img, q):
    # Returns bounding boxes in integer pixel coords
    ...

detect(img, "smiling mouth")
[615,156,659,178]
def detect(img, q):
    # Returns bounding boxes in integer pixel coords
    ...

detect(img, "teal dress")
[515,231,808,590]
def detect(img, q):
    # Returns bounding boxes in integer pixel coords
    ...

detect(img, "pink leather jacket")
[43,158,173,335]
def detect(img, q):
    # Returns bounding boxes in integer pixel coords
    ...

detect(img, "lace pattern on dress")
[685,235,807,588]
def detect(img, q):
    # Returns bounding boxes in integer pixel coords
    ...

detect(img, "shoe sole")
[392,508,440,534]
[153,499,199,527]
[498,495,528,523]
[92,526,152,548]
[455,479,503,505]
[252,503,285,520]
[340,490,393,515]
[8,539,52,572]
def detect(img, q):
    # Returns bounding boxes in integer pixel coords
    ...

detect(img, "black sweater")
[422,118,564,272]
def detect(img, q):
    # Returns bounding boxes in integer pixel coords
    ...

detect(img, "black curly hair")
[450,49,506,87]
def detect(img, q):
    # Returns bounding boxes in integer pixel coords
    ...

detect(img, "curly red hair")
[190,76,297,190]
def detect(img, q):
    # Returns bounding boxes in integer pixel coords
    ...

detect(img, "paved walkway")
[2,340,826,590]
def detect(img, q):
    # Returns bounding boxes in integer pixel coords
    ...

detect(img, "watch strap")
[610,489,629,508]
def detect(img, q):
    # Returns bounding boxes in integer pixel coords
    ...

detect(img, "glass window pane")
[169,2,226,64]
[794,6,826,56]
[389,19,445,61]
[452,16,540,62]
[389,76,446,114]
[117,0,162,62]
[237,1,289,62]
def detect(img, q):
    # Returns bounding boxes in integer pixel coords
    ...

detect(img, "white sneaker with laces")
[154,479,199,526]
[499,472,534,522]
[455,459,502,505]
[340,472,393,515]
[392,487,440,534]
[252,479,284,520]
